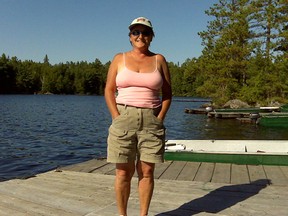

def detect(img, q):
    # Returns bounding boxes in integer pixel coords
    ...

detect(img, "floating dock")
[0,159,287,215]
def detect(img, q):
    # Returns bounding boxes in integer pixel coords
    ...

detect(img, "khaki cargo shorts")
[107,104,166,163]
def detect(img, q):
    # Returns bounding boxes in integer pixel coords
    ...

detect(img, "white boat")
[164,140,288,165]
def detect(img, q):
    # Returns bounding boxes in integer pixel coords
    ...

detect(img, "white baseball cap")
[129,17,153,30]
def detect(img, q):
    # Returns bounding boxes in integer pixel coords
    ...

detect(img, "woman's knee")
[116,163,135,179]
[137,161,155,178]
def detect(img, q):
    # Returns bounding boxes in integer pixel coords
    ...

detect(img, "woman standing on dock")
[105,17,172,216]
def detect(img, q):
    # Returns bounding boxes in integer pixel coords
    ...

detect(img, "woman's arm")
[104,53,122,119]
[157,54,172,121]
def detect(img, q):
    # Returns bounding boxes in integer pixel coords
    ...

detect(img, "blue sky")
[1,0,219,65]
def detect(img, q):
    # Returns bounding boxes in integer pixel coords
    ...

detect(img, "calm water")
[1,95,288,181]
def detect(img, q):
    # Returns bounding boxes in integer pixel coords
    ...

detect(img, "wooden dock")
[207,112,252,119]
[0,159,288,215]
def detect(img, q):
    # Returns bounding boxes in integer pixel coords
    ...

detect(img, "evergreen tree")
[0,54,17,93]
[197,0,252,105]
[196,0,287,105]
[249,0,288,59]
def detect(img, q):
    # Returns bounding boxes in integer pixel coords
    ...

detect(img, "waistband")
[117,103,160,110]
[117,103,145,109]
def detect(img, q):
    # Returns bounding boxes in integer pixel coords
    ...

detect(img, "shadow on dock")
[156,179,271,215]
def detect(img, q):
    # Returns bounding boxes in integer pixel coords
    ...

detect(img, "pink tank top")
[116,53,163,108]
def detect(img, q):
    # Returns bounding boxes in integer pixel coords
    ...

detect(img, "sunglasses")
[130,30,151,37]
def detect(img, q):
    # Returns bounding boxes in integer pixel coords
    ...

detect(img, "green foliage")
[194,0,288,105]
[1,0,287,106]
[0,54,17,93]
[164,0,286,106]
[0,54,107,95]
[15,60,42,94]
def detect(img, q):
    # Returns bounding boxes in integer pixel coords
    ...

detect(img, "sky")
[1,0,219,65]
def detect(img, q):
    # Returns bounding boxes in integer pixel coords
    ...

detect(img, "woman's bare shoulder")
[156,53,167,62]
[112,53,123,62]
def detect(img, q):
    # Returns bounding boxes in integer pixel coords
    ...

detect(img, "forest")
[1,0,287,106]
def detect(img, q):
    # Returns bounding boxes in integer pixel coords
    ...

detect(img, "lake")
[1,95,287,181]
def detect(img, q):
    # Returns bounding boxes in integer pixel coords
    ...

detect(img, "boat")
[164,140,288,166]
[213,107,280,113]
[212,104,288,114]
[257,113,288,128]
[280,104,288,112]
[208,105,288,119]
[184,108,209,114]
[207,106,280,119]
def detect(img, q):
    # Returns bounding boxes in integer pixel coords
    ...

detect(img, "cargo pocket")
[108,125,128,141]
[148,127,166,142]
[111,112,128,130]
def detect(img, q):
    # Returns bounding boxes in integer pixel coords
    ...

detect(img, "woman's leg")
[115,162,135,216]
[137,160,155,216]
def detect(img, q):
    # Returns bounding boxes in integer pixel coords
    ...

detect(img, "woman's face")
[129,25,153,48]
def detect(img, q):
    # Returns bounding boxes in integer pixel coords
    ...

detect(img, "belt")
[117,103,138,108]
[117,103,149,109]
[117,103,129,106]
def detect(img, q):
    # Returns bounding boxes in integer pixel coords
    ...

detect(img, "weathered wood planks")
[61,159,288,186]
[0,159,287,215]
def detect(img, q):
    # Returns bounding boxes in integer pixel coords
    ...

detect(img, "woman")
[105,16,172,216]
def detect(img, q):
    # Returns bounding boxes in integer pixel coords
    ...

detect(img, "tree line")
[1,0,287,106]
[0,54,109,95]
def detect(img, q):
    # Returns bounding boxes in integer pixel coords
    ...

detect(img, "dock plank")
[194,162,215,182]
[154,161,172,179]
[0,192,78,216]
[280,166,288,178]
[91,162,115,175]
[158,161,186,180]
[61,158,108,173]
[0,204,28,216]
[231,164,250,184]
[247,165,269,184]
[177,162,201,181]
[263,165,288,186]
[0,182,97,215]
[212,163,231,184]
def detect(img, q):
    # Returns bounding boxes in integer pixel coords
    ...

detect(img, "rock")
[268,101,281,107]
[223,99,250,109]
[200,103,213,109]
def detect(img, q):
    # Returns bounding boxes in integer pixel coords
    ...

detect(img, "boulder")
[223,99,250,109]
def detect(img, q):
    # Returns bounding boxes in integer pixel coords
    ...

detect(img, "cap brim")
[129,23,152,30]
